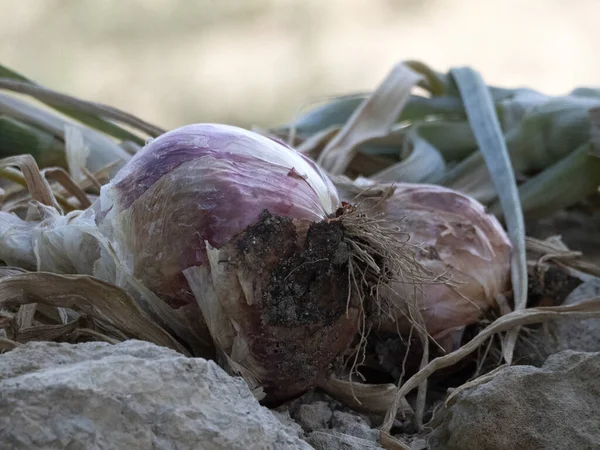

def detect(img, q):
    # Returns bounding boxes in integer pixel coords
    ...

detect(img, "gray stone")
[428,351,600,450]
[0,340,312,450]
[294,401,333,432]
[551,278,600,353]
[516,278,600,366]
[307,431,383,450]
[278,387,386,446]
[330,411,378,442]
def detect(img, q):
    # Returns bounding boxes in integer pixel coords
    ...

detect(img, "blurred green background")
[1,0,598,130]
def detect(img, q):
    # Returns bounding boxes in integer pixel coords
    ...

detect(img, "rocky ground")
[2,275,599,450]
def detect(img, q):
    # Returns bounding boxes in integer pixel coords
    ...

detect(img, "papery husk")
[0,154,214,357]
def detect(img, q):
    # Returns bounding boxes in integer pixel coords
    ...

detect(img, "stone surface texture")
[0,340,312,450]
[428,351,600,450]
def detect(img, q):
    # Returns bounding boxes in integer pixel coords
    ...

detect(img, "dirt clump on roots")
[232,209,361,402]
[236,209,354,328]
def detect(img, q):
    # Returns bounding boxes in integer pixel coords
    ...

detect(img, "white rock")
[0,340,313,450]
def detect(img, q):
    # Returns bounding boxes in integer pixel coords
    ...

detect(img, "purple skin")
[103,124,338,308]
[113,124,334,211]
[114,127,241,210]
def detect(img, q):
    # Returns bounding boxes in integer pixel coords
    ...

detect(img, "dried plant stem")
[0,338,19,351]
[0,271,189,355]
[379,432,412,450]
[81,167,102,192]
[0,155,58,209]
[42,167,92,209]
[380,297,600,433]
[0,166,73,212]
[318,375,413,416]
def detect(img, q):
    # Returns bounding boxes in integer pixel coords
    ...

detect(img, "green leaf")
[274,94,467,139]
[450,66,527,365]
[0,63,149,144]
[0,93,131,173]
[490,142,600,220]
[0,116,66,167]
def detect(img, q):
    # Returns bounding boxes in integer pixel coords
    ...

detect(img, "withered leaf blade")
[0,271,189,355]
[0,154,58,210]
[317,63,423,175]
[526,236,600,278]
[380,296,600,433]
[0,338,19,352]
[41,167,92,209]
[319,375,414,417]
[16,319,82,343]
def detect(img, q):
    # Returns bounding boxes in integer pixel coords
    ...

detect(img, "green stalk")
[274,94,468,139]
[490,143,600,220]
[0,116,66,168]
[451,66,527,366]
[0,64,148,145]
[438,95,598,204]
[412,120,476,161]
[0,93,131,174]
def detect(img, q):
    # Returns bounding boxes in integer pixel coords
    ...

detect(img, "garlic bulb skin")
[338,179,512,350]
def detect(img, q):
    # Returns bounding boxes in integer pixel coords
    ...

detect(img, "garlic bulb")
[336,178,512,350]
[96,124,340,309]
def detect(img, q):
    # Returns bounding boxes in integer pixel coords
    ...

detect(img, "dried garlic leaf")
[15,319,82,343]
[15,303,36,330]
[317,63,423,175]
[65,125,90,183]
[0,271,189,355]
[42,167,91,209]
[319,375,413,416]
[379,432,412,450]
[526,236,600,278]
[0,155,58,209]
[380,296,600,433]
